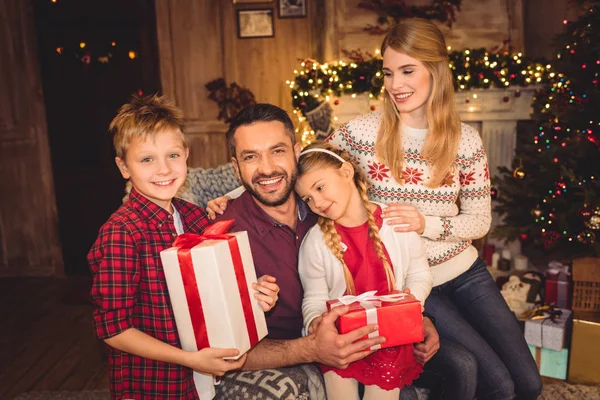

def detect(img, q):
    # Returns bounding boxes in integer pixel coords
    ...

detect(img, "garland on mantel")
[289,48,551,117]
[358,0,462,33]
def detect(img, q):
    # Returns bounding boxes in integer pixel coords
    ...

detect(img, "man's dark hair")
[226,103,296,159]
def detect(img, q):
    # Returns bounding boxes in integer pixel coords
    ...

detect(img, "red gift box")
[545,262,572,309]
[326,291,423,350]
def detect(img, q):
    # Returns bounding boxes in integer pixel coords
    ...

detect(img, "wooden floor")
[0,277,109,400]
[0,277,581,400]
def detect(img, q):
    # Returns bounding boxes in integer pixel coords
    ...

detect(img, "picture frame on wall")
[237,9,275,39]
[233,0,273,3]
[278,0,306,18]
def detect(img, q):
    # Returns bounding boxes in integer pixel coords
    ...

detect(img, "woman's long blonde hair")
[378,18,461,188]
[298,142,396,295]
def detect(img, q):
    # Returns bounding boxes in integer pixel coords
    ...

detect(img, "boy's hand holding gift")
[253,275,279,312]
[187,348,248,376]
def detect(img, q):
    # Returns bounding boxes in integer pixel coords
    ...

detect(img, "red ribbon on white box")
[172,220,259,350]
[329,291,407,350]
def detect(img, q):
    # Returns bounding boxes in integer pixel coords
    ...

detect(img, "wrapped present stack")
[160,220,269,399]
[327,291,423,350]
[519,257,600,384]
[523,304,572,380]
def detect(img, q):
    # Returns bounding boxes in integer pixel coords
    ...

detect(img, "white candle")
[492,252,500,269]
[514,255,528,271]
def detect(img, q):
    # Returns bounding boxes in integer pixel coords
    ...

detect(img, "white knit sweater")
[327,112,491,287]
[299,212,432,332]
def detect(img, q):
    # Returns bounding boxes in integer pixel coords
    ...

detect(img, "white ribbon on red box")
[329,291,407,350]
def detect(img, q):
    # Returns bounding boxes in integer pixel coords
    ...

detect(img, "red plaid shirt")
[88,188,209,399]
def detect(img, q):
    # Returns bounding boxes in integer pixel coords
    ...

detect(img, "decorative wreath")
[358,0,462,33]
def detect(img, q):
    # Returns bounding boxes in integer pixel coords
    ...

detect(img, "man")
[210,104,476,400]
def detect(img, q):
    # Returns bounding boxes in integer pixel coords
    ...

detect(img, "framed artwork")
[278,0,306,18]
[237,9,275,39]
[233,0,273,3]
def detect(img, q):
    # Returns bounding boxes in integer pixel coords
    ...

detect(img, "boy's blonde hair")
[378,18,461,188]
[110,94,187,159]
[298,142,396,295]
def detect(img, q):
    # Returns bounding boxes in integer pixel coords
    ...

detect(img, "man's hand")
[307,316,322,334]
[186,348,247,376]
[311,305,386,369]
[206,195,231,220]
[414,317,440,364]
[252,275,279,312]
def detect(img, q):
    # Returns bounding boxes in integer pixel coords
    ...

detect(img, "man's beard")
[241,169,298,207]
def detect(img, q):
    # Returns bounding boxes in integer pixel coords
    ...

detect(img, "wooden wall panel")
[155,0,229,168]
[323,0,525,61]
[0,0,63,276]
[221,2,318,114]
[155,0,320,168]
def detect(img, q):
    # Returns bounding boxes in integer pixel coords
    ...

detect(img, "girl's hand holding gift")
[381,203,426,234]
[253,275,279,312]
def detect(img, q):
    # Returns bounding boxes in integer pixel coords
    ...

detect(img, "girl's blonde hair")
[298,142,396,295]
[378,18,461,188]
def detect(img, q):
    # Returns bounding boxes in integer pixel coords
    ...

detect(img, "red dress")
[319,206,423,391]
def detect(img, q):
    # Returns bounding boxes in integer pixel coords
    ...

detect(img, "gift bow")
[333,290,408,308]
[171,219,259,349]
[547,261,571,279]
[520,303,563,323]
[172,219,235,248]
[331,291,408,351]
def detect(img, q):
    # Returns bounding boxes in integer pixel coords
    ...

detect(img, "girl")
[296,142,433,400]
[326,18,542,399]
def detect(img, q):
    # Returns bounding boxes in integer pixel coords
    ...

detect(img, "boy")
[88,95,278,399]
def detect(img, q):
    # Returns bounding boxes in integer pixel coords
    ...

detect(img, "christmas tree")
[494,2,600,258]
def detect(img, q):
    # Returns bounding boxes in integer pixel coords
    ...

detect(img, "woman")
[326,18,541,400]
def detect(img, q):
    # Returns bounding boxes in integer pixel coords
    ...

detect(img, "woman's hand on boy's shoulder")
[206,195,231,220]
[253,275,279,312]
[186,348,247,376]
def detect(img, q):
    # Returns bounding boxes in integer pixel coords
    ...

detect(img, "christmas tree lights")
[495,3,600,257]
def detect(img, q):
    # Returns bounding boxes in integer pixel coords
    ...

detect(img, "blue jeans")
[424,258,542,400]
[404,338,478,400]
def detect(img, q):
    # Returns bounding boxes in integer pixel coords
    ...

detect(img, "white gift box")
[524,309,572,352]
[160,229,268,399]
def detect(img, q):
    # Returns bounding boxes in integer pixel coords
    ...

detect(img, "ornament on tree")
[577,230,596,244]
[531,207,543,218]
[490,187,499,200]
[503,96,510,103]
[520,233,528,241]
[513,167,526,179]
[543,231,561,248]
[585,207,600,230]
[580,205,593,220]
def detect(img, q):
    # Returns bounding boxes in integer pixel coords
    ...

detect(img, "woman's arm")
[421,129,492,242]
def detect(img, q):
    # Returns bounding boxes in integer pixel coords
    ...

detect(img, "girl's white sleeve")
[403,232,433,304]
[298,233,330,335]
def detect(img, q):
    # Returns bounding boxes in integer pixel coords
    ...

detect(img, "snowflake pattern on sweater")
[327,111,491,286]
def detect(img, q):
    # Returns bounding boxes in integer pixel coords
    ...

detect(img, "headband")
[299,148,346,163]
